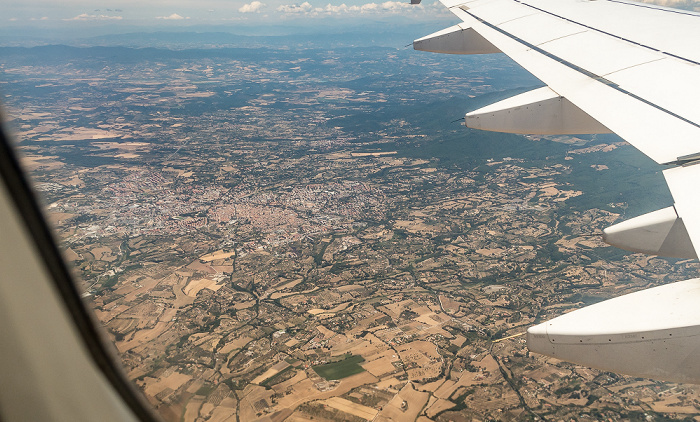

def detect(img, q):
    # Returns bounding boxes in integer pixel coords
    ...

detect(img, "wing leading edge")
[414,0,700,383]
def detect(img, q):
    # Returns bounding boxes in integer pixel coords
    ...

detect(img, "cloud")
[239,1,265,13]
[275,0,424,15]
[270,0,697,20]
[64,13,122,21]
[277,1,313,13]
[156,13,189,20]
[323,3,355,13]
[360,1,417,12]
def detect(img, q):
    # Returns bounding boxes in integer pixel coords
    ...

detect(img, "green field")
[312,354,366,380]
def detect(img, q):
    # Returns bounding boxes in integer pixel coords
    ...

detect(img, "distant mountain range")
[0,21,454,49]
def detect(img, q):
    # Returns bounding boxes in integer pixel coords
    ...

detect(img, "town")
[2,41,698,421]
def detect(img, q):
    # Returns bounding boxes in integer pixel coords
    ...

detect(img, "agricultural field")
[313,355,367,381]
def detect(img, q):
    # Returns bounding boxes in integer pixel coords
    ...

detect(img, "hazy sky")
[4,0,698,38]
[4,0,453,27]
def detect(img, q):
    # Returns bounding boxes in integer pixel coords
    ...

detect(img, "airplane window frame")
[0,118,160,422]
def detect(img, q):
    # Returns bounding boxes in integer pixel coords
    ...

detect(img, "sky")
[5,0,699,25]
[3,0,699,42]
[0,0,466,44]
[4,0,453,28]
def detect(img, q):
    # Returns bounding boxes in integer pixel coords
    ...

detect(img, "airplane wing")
[413,0,700,383]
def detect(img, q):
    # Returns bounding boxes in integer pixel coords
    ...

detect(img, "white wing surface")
[414,0,700,383]
[418,0,700,165]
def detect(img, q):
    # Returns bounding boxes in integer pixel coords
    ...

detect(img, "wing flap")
[537,30,666,77]
[605,58,700,128]
[518,0,700,64]
[497,14,585,46]
[458,0,537,25]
